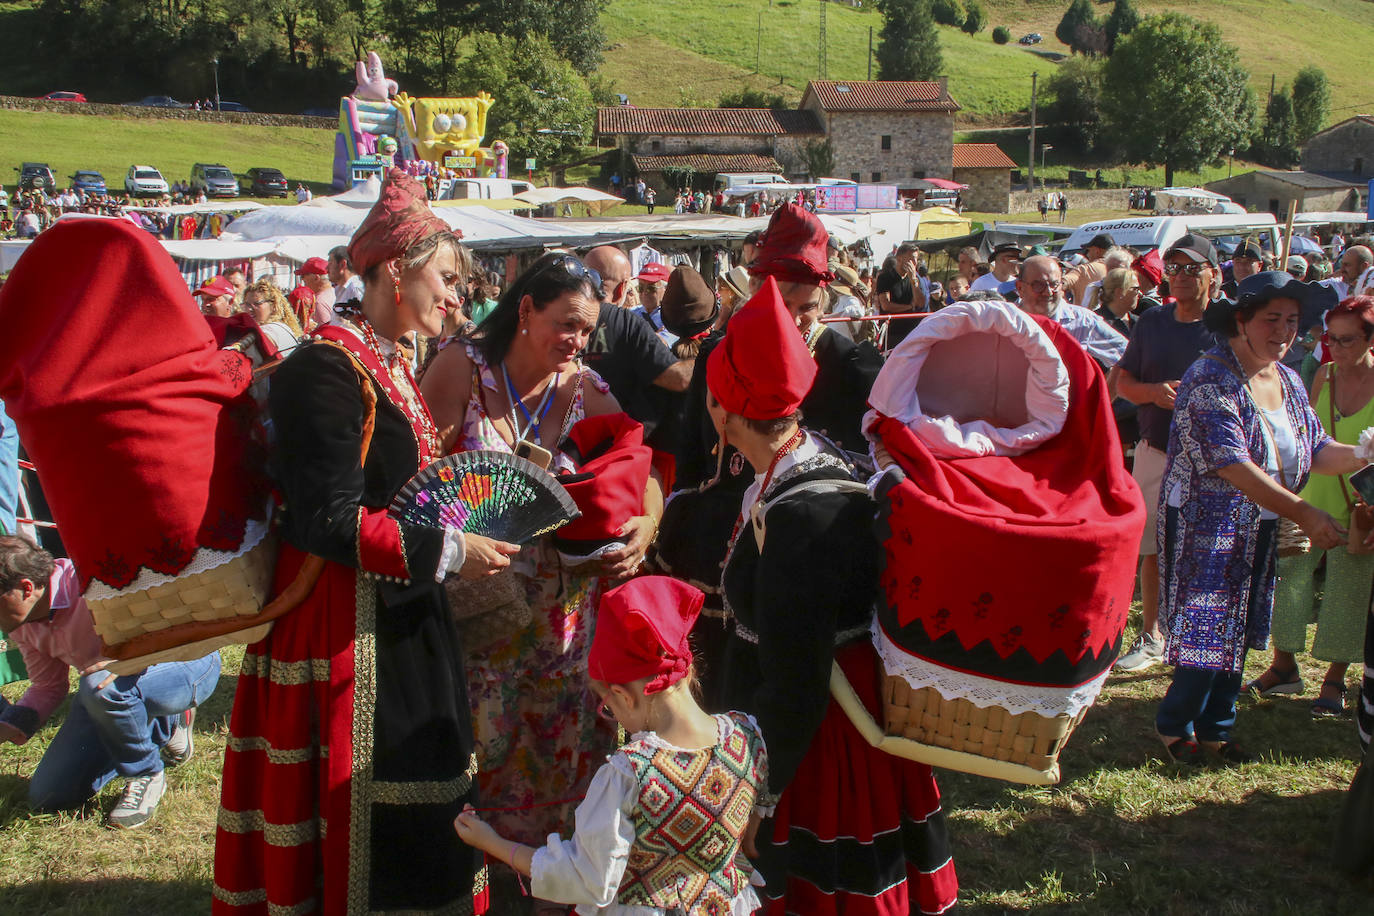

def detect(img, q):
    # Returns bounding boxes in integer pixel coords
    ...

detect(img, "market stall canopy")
[432,198,530,211]
[914,206,971,240]
[123,200,266,216]
[515,186,624,208]
[923,178,969,191]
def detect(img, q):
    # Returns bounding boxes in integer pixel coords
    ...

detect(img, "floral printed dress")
[456,344,616,845]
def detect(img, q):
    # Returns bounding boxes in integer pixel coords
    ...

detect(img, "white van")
[1061,213,1281,257]
[439,177,535,200]
[713,172,787,192]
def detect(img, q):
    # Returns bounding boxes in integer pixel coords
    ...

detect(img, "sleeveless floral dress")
[456,344,616,846]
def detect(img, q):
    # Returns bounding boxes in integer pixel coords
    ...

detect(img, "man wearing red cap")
[293,255,335,328]
[194,276,236,317]
[742,202,882,454]
[632,261,676,347]
[702,277,958,914]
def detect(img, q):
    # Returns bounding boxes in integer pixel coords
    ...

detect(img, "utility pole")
[756,12,763,73]
[818,0,827,79]
[1268,73,1276,109]
[868,26,874,80]
[1027,71,1038,190]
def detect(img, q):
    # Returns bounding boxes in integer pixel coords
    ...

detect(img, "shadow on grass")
[0,876,211,914]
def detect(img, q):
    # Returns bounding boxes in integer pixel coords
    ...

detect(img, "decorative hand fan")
[390,450,581,543]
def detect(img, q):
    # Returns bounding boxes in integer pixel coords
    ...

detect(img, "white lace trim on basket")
[83,515,272,602]
[872,620,1110,719]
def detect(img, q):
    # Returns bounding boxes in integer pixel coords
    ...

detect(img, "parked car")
[1019,33,1043,45]
[125,165,169,197]
[189,163,239,198]
[239,167,289,198]
[213,101,252,113]
[71,170,107,195]
[41,90,87,102]
[125,95,188,108]
[16,162,56,193]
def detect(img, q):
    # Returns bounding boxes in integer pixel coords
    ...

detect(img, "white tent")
[123,201,265,216]
[515,186,623,207]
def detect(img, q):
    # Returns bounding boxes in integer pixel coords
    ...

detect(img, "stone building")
[1301,115,1374,180]
[798,79,959,187]
[1204,169,1364,215]
[951,143,1016,212]
[594,107,823,190]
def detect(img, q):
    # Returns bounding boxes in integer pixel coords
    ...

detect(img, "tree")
[1046,56,1104,152]
[931,0,962,27]
[962,0,986,36]
[1258,86,1299,167]
[1056,0,1098,53]
[876,0,944,82]
[992,25,1010,44]
[718,89,789,110]
[802,138,836,180]
[451,0,607,75]
[453,32,594,166]
[1291,66,1331,143]
[1101,13,1255,186]
[1104,0,1140,54]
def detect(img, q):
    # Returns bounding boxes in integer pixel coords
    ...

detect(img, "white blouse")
[529,715,766,915]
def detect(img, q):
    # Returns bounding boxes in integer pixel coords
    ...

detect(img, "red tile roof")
[804,80,960,113]
[630,153,785,175]
[952,143,1016,169]
[597,107,822,136]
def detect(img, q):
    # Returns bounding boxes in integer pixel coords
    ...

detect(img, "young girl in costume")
[455,576,769,915]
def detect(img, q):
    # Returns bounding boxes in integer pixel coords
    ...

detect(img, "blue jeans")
[28,652,221,810]
[0,400,18,535]
[1156,664,1245,743]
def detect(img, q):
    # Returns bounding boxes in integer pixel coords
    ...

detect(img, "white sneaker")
[107,770,166,829]
[162,708,195,766]
[1116,632,1164,672]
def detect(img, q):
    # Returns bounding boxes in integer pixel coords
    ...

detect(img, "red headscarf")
[1132,249,1163,289]
[706,277,817,419]
[748,202,834,287]
[588,576,704,693]
[0,218,269,590]
[347,168,453,276]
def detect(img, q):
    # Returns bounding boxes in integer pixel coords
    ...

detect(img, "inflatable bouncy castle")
[333,52,510,189]
[838,300,1145,784]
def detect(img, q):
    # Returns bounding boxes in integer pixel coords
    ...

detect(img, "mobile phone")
[514,438,553,470]
[1351,465,1374,505]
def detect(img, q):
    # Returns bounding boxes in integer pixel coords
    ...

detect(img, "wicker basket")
[88,535,279,675]
[830,663,1086,785]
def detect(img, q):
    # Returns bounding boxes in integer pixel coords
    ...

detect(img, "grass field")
[3,627,1372,913]
[0,108,337,198]
[601,0,1374,124]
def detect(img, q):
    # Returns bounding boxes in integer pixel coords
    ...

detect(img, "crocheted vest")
[615,712,766,912]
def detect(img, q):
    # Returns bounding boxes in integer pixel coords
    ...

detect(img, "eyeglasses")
[1026,279,1062,294]
[1328,334,1370,348]
[1163,262,1211,277]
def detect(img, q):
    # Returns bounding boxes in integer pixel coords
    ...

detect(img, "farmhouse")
[798,79,959,187]
[1300,115,1374,181]
[1205,169,1364,215]
[951,143,1016,212]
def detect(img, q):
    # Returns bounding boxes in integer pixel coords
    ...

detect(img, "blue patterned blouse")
[1157,344,1332,673]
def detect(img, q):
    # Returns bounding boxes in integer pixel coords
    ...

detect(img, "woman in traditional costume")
[214,169,506,915]
[419,253,663,870]
[707,278,958,915]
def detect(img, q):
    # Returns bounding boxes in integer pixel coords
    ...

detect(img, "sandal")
[1158,734,1204,766]
[1205,741,1257,766]
[1244,667,1304,698]
[1311,680,1347,719]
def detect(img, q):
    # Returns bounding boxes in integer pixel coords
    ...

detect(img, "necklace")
[354,315,442,459]
[501,363,559,444]
[729,426,806,545]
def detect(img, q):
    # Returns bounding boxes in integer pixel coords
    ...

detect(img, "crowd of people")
[3,166,1374,914]
[1,181,243,240]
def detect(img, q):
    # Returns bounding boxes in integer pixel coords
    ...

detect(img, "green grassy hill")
[601,0,1374,123]
[0,108,335,197]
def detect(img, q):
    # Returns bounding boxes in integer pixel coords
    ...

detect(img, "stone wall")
[0,95,335,130]
[952,167,1009,212]
[819,111,954,184]
[1302,120,1374,177]
[1007,188,1131,213]
[1205,172,1359,214]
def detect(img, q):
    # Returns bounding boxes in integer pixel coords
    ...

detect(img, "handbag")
[1329,368,1374,556]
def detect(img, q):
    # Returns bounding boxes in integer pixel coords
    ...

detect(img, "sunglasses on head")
[530,253,596,286]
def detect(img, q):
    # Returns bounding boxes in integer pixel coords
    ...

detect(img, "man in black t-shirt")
[874,242,930,350]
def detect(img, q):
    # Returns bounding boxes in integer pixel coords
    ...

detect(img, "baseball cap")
[1285,254,1309,276]
[296,256,329,276]
[1086,233,1116,251]
[1233,240,1265,262]
[637,262,672,284]
[193,276,235,298]
[1163,233,1218,267]
[991,242,1022,260]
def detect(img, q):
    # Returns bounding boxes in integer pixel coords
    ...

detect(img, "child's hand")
[453,804,500,852]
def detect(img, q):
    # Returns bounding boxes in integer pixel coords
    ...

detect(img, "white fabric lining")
[872,620,1109,719]
[83,514,272,601]
[863,301,1070,458]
